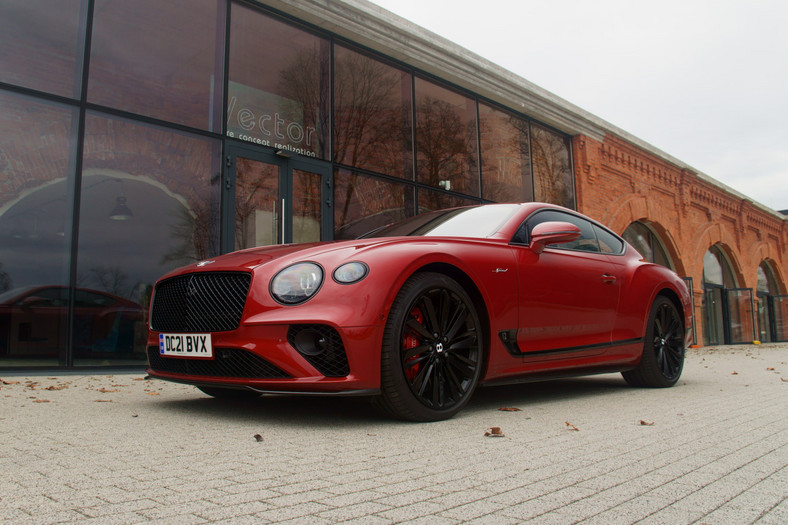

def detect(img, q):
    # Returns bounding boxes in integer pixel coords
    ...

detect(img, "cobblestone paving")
[1,344,787,524]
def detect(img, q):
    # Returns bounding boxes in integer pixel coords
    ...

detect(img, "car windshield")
[361,204,519,239]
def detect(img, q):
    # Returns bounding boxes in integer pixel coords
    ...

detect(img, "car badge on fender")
[196,260,215,267]
[493,268,508,273]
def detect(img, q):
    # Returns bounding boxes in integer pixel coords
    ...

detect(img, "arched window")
[622,222,673,269]
[702,246,735,288]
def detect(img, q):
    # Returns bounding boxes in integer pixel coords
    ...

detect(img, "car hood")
[160,238,408,277]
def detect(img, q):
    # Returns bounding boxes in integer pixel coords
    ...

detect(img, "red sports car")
[146,203,691,421]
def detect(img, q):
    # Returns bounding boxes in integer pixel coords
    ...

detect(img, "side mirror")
[530,221,581,254]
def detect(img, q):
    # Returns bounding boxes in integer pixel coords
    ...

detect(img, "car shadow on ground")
[149,373,632,427]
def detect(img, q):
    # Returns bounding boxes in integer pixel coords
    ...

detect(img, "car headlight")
[270,262,323,304]
[333,262,368,284]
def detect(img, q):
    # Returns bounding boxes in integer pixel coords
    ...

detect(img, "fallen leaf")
[638,420,655,426]
[253,434,264,442]
[781,378,787,383]
[94,399,112,403]
[484,426,505,437]
[45,385,68,391]
[147,392,160,396]
[32,399,50,403]
[565,421,580,431]
[766,367,775,371]
[2,380,20,385]
[731,371,738,375]
[97,387,120,393]
[498,407,522,412]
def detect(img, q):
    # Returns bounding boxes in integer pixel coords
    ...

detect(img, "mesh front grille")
[147,347,291,378]
[287,324,350,377]
[150,272,251,332]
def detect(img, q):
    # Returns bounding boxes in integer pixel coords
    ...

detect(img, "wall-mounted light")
[107,178,134,221]
[109,195,134,221]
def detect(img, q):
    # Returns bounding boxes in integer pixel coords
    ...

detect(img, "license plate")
[159,333,213,358]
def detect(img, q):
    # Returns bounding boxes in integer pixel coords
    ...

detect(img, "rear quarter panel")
[612,254,692,344]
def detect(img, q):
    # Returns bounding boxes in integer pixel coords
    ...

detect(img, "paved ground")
[1,344,787,524]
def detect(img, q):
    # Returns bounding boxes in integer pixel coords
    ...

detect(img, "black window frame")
[511,209,625,256]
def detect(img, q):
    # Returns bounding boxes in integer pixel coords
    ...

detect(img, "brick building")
[0,0,785,369]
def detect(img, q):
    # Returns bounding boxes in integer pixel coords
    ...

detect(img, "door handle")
[601,274,617,284]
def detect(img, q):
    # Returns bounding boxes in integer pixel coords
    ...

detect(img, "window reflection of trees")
[416,88,479,197]
[278,44,330,159]
[479,104,533,202]
[531,124,574,208]
[333,47,412,174]
[333,48,414,236]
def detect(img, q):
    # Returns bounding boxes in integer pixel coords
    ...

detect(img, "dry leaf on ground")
[484,427,505,437]
[565,421,580,431]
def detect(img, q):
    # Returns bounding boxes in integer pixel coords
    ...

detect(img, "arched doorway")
[702,245,756,345]
[757,261,787,342]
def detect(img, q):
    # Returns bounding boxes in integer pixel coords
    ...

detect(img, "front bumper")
[146,322,383,394]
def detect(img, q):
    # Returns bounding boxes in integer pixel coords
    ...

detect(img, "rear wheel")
[197,386,262,400]
[377,272,483,421]
[623,296,685,387]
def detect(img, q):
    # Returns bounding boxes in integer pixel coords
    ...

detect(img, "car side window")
[594,225,625,254]
[513,210,601,253]
[21,287,69,307]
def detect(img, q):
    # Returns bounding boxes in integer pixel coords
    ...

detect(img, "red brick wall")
[574,133,788,342]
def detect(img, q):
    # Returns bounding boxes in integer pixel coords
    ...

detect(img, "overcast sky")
[368,0,788,212]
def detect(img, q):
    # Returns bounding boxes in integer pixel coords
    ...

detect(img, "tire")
[622,296,685,388]
[377,272,484,421]
[197,386,262,400]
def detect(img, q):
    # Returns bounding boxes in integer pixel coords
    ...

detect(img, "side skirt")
[498,331,642,358]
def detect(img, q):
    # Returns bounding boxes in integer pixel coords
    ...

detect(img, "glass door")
[773,295,788,342]
[703,286,725,346]
[222,144,331,253]
[725,288,756,344]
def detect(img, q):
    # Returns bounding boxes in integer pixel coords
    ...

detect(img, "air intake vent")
[150,272,251,332]
[147,347,290,378]
[287,324,350,377]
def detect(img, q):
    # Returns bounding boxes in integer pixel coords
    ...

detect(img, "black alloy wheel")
[378,272,483,421]
[623,296,685,388]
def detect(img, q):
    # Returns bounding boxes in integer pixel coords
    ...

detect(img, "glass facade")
[0,0,85,98]
[0,1,574,368]
[88,0,225,132]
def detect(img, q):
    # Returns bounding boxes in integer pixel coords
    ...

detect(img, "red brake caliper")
[403,307,423,381]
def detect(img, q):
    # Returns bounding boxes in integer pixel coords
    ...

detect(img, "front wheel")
[377,272,484,422]
[623,296,685,388]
